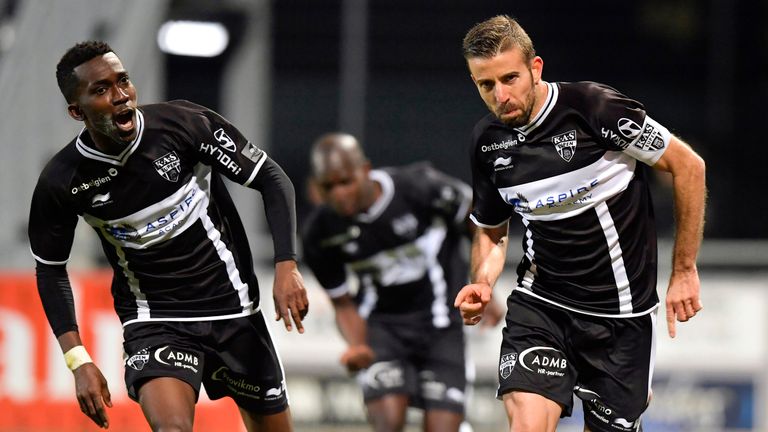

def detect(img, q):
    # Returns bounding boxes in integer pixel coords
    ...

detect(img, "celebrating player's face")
[70,52,138,147]
[468,47,542,128]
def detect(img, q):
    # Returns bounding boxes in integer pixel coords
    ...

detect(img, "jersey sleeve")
[28,174,78,264]
[588,83,671,165]
[301,214,349,298]
[468,136,513,228]
[179,102,270,186]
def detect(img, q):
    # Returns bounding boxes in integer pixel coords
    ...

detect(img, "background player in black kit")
[302,133,495,432]
[453,16,707,432]
[28,41,308,431]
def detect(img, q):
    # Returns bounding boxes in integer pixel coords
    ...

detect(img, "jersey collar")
[75,109,145,166]
[514,81,558,136]
[356,169,394,223]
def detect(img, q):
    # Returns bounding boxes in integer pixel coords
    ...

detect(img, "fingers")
[274,296,309,334]
[78,392,109,429]
[667,297,703,338]
[666,302,676,338]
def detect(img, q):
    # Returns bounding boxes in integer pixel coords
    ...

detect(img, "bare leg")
[137,377,196,432]
[240,406,294,432]
[502,391,561,432]
[366,394,409,432]
[423,408,464,432]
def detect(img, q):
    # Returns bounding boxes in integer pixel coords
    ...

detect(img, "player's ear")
[67,104,85,121]
[531,56,544,84]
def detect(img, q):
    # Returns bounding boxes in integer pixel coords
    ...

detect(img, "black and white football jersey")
[29,100,278,326]
[470,81,671,317]
[302,163,472,329]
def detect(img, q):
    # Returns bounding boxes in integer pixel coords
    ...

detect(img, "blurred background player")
[454,15,706,432]
[28,41,308,431]
[302,132,501,432]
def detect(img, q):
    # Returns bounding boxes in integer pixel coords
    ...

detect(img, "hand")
[665,269,703,338]
[73,363,112,429]
[454,282,493,325]
[479,298,506,329]
[340,345,375,372]
[273,260,309,333]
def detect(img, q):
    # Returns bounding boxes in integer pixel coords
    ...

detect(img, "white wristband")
[64,345,93,371]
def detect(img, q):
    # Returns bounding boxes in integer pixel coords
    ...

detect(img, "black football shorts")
[497,291,655,432]
[122,311,288,415]
[359,318,468,414]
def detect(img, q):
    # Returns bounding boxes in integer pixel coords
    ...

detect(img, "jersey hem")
[120,306,260,328]
[513,287,659,318]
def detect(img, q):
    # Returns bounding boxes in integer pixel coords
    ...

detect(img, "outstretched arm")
[36,263,112,428]
[653,136,707,338]
[454,222,509,325]
[331,294,374,372]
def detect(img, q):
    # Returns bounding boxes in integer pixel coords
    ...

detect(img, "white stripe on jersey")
[242,150,268,187]
[199,200,253,313]
[515,82,558,136]
[75,110,145,166]
[519,219,538,291]
[83,164,212,249]
[418,220,450,328]
[113,243,150,320]
[325,281,350,299]
[345,220,452,327]
[358,274,378,319]
[356,170,394,223]
[496,151,637,221]
[595,202,633,313]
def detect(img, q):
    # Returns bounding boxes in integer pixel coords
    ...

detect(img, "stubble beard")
[497,86,536,128]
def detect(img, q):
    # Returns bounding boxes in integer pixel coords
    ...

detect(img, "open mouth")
[114,109,135,135]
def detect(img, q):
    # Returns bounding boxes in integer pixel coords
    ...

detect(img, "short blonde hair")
[462,15,536,62]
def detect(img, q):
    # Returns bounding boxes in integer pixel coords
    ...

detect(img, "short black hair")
[56,41,114,103]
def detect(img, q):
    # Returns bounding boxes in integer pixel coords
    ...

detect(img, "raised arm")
[454,222,510,325]
[653,136,707,338]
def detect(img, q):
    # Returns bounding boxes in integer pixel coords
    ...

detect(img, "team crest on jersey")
[126,348,150,371]
[552,130,577,162]
[153,151,181,182]
[499,353,518,379]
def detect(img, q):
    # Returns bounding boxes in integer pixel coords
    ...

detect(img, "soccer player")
[453,16,706,432]
[28,41,308,431]
[301,133,484,432]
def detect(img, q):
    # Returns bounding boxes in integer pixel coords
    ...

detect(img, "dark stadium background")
[0,1,765,431]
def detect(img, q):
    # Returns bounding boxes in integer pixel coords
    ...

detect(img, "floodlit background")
[0,0,766,431]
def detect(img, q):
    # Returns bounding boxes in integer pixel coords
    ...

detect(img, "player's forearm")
[333,298,367,346]
[36,262,79,337]
[470,224,509,288]
[256,158,298,262]
[57,330,84,353]
[670,155,706,273]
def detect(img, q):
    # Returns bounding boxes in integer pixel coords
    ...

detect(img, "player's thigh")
[502,391,560,432]
[360,321,416,404]
[497,293,575,414]
[572,312,656,432]
[123,322,206,404]
[137,376,197,432]
[418,324,467,416]
[202,312,289,415]
[240,406,294,432]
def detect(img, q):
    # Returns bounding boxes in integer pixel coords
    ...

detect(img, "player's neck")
[85,129,128,155]
[362,179,383,213]
[529,80,549,121]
